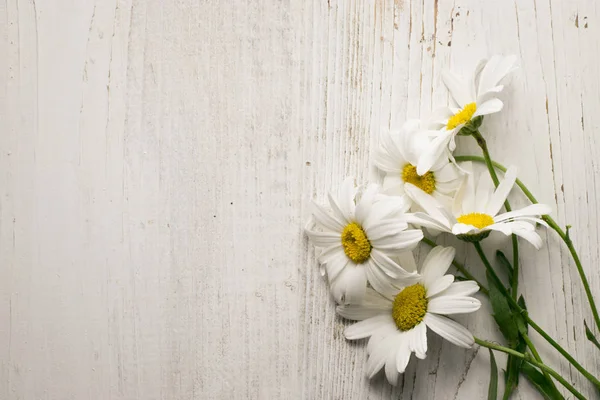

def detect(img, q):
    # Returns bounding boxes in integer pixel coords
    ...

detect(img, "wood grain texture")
[1,0,599,399]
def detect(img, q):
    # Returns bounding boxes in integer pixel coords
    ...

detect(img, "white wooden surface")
[1,1,599,399]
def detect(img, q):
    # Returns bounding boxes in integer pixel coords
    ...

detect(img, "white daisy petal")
[420,246,456,285]
[462,167,477,214]
[442,70,473,106]
[405,212,452,232]
[345,314,394,340]
[371,229,423,252]
[486,166,517,216]
[366,261,406,299]
[473,98,503,117]
[374,150,402,172]
[474,174,493,213]
[368,322,399,354]
[513,228,544,249]
[428,107,455,127]
[317,246,348,280]
[383,175,405,192]
[328,191,350,224]
[368,333,400,379]
[424,313,475,348]
[337,303,392,321]
[370,249,418,280]
[385,338,401,385]
[338,177,357,220]
[363,288,393,306]
[486,222,514,236]
[417,131,453,175]
[493,204,552,222]
[317,245,343,264]
[395,336,412,373]
[428,296,482,315]
[330,265,367,304]
[478,55,517,96]
[434,163,461,183]
[426,275,455,297]
[435,281,480,298]
[404,184,450,225]
[366,221,410,242]
[355,184,379,224]
[311,201,345,232]
[381,129,406,162]
[306,230,340,247]
[410,322,428,359]
[361,197,408,232]
[451,223,479,236]
[325,254,349,282]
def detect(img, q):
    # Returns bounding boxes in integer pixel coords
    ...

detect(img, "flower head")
[338,246,481,385]
[405,163,552,248]
[305,178,424,304]
[417,55,518,175]
[373,121,462,208]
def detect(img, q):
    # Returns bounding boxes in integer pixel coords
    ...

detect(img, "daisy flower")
[373,120,462,206]
[405,163,552,248]
[417,55,518,175]
[305,178,424,304]
[338,246,481,385]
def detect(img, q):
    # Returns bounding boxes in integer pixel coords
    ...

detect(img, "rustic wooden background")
[1,0,599,399]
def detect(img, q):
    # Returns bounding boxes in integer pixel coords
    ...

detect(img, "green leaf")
[584,320,600,351]
[487,271,519,345]
[495,250,514,276]
[503,341,525,400]
[515,296,529,336]
[521,363,565,400]
[488,349,498,400]
[487,272,525,400]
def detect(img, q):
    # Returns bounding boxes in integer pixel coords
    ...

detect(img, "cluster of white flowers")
[305,55,552,385]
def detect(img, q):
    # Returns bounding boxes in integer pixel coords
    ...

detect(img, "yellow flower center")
[392,283,428,331]
[341,222,372,264]
[447,102,477,130]
[402,164,436,194]
[456,213,495,229]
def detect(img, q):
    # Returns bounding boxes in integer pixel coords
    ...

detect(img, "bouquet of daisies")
[305,56,600,399]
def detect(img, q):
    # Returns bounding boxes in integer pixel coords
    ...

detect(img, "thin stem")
[521,331,560,393]
[473,243,600,389]
[473,242,573,393]
[475,338,587,400]
[421,237,489,295]
[525,314,600,389]
[510,235,519,300]
[544,218,600,333]
[473,242,505,290]
[470,132,520,302]
[455,154,600,333]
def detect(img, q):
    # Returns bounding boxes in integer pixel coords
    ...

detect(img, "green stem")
[526,316,600,389]
[470,131,520,302]
[455,154,600,333]
[474,242,561,393]
[474,242,600,389]
[521,331,560,394]
[421,237,489,295]
[475,338,587,400]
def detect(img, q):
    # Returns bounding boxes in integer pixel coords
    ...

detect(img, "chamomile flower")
[373,120,461,206]
[337,246,481,385]
[417,55,518,175]
[405,163,552,248]
[305,178,424,304]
